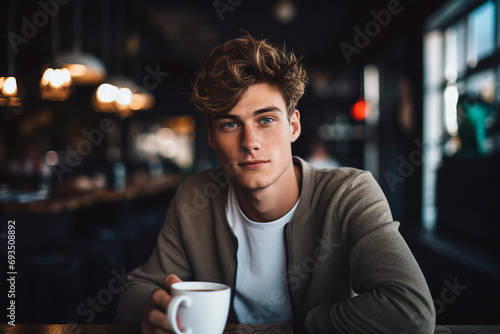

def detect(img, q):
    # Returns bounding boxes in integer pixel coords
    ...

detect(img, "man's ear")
[290,109,301,143]
[206,118,216,150]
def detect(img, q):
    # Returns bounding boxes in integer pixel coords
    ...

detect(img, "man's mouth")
[239,160,268,169]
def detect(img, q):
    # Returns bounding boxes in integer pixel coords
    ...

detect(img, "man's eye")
[261,117,274,124]
[223,122,237,128]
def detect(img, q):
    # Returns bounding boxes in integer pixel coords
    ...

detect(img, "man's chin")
[232,178,271,192]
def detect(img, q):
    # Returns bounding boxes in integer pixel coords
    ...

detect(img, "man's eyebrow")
[213,114,238,122]
[253,106,283,115]
[213,106,284,121]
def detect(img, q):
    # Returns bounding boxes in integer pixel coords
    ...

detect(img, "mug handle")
[167,295,192,334]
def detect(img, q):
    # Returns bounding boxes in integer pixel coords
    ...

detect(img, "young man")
[115,33,436,333]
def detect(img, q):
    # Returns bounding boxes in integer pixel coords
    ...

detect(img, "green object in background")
[456,96,494,157]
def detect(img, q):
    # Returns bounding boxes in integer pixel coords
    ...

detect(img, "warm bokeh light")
[157,127,178,158]
[129,88,155,111]
[116,87,133,106]
[273,0,297,24]
[93,79,155,115]
[45,151,59,166]
[51,69,64,88]
[96,83,119,103]
[40,67,73,101]
[65,63,87,77]
[41,68,72,88]
[133,116,195,169]
[52,68,71,88]
[170,116,196,133]
[2,77,18,96]
[350,98,371,121]
[0,76,22,107]
[41,69,53,85]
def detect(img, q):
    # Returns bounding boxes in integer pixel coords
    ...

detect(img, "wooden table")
[0,324,293,333]
[1,324,499,333]
[434,325,500,333]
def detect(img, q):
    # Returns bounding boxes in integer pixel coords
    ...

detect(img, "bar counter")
[0,173,183,214]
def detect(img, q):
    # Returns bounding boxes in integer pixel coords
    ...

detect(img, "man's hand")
[141,274,183,333]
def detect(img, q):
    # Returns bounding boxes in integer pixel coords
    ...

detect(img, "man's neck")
[232,162,302,222]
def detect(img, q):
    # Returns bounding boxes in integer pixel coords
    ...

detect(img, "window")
[422,0,500,231]
[466,1,496,67]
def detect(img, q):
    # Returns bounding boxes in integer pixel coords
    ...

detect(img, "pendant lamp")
[39,10,73,101]
[92,0,153,116]
[56,0,106,85]
[0,0,24,109]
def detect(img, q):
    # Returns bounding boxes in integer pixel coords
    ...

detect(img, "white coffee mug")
[166,281,231,334]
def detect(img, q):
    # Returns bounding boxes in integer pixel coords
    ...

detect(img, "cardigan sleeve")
[304,171,435,334]
[114,184,193,325]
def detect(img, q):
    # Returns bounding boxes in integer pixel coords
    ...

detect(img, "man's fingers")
[141,275,183,334]
[164,274,183,293]
[145,304,171,330]
[150,288,172,309]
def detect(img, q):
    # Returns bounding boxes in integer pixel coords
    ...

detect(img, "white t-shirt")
[226,184,298,324]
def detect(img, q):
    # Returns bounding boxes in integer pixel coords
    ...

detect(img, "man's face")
[208,82,301,191]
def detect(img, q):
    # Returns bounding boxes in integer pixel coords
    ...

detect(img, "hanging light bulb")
[92,83,118,113]
[97,83,118,103]
[90,1,154,117]
[40,67,73,101]
[0,76,23,107]
[116,87,133,106]
[39,3,73,102]
[92,80,154,115]
[1,77,17,95]
[92,76,139,117]
[1,2,23,109]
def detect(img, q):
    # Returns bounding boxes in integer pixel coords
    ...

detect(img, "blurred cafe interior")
[0,0,499,327]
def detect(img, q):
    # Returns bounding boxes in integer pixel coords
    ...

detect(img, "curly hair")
[191,33,308,122]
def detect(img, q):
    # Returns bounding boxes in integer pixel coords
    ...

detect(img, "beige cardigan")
[115,157,435,333]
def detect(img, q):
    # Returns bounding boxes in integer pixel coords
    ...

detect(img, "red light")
[350,98,370,121]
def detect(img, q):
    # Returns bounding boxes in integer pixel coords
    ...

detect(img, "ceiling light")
[57,0,106,85]
[56,52,106,85]
[1,1,23,109]
[39,67,73,101]
[0,76,23,107]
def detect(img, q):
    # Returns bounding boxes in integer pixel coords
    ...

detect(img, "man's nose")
[239,126,261,153]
